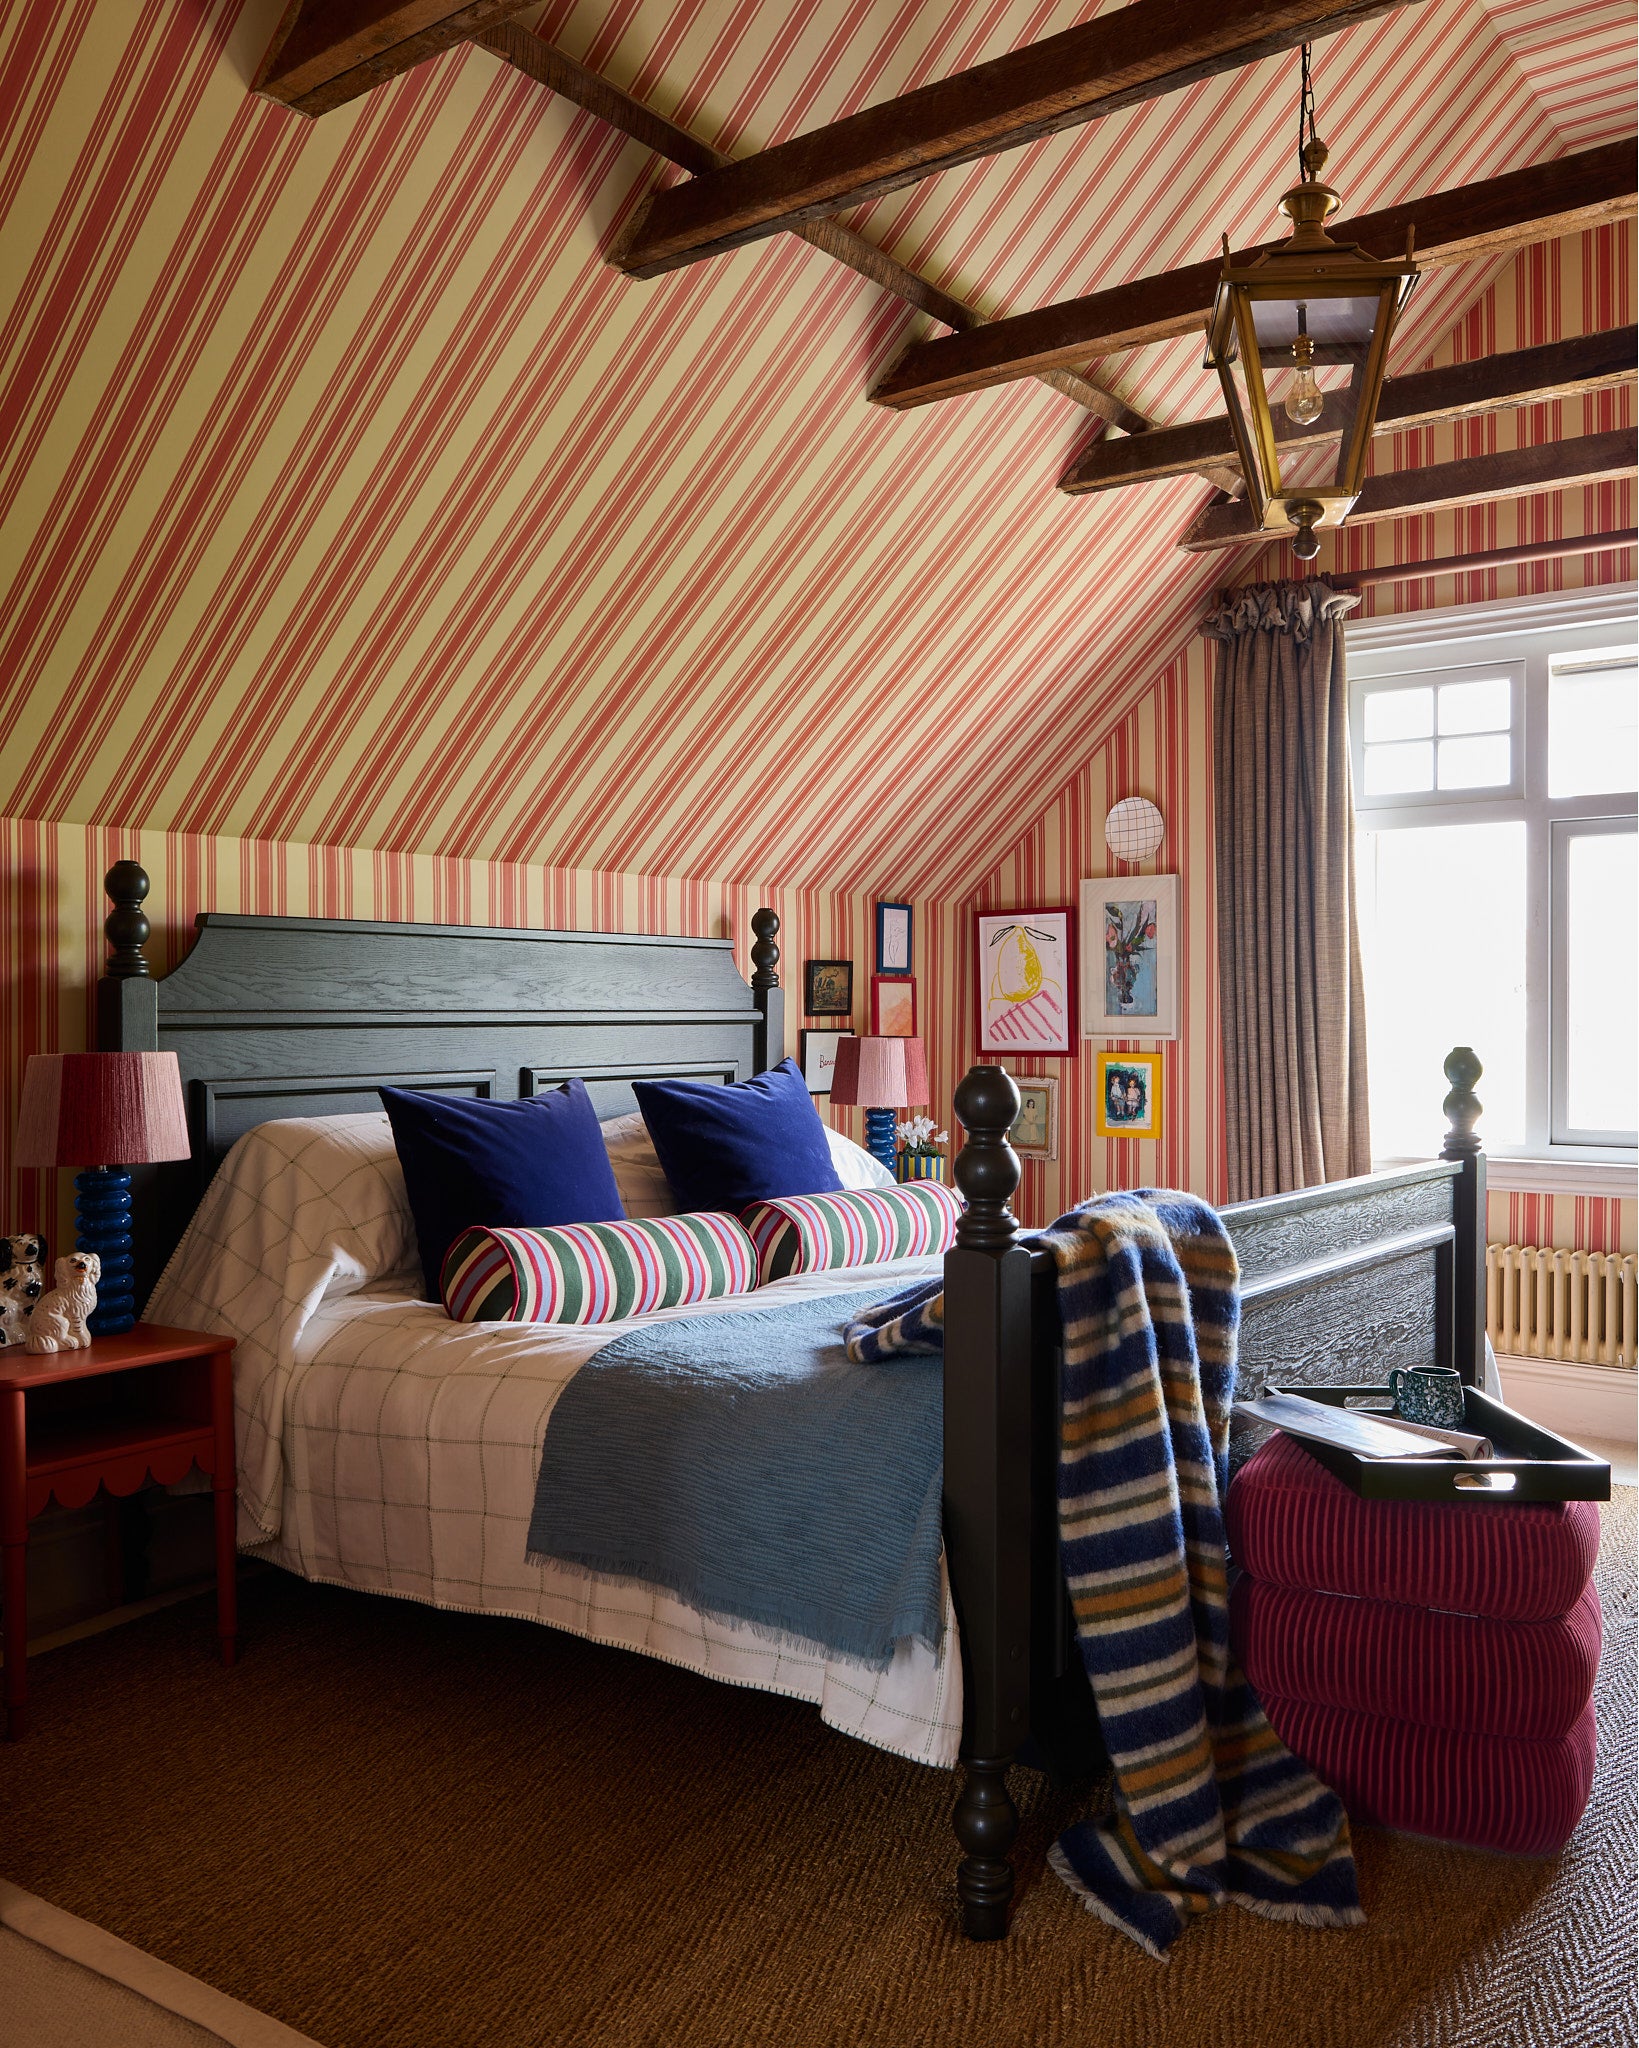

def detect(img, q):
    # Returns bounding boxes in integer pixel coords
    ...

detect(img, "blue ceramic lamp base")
[864,1107,898,1177]
[76,1166,136,1335]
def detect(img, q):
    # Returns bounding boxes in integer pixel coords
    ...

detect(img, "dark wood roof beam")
[872,141,1638,408]
[1061,325,1638,494]
[1179,428,1639,551]
[612,0,1429,278]
[254,0,534,115]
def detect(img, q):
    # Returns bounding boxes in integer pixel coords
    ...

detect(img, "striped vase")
[895,1152,947,1184]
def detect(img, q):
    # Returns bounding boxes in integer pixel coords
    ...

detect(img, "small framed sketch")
[800,1029,853,1094]
[1080,874,1179,1039]
[870,974,917,1037]
[875,901,914,976]
[803,958,853,1018]
[1008,1074,1059,1161]
[1095,1050,1164,1140]
[976,907,1076,1057]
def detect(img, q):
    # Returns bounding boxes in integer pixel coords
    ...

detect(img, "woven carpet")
[1,1494,1632,2048]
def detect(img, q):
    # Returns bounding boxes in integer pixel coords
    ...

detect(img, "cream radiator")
[1486,1244,1637,1369]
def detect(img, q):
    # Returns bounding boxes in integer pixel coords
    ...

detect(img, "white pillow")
[598,1106,894,1214]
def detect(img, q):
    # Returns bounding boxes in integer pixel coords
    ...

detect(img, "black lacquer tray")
[1265,1382,1613,1503]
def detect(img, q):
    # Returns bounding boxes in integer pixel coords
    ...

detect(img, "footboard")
[940,1048,1488,1939]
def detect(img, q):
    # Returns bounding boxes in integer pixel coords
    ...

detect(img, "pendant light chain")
[1297,42,1317,175]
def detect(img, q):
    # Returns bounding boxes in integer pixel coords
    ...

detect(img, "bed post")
[1439,1045,1488,1387]
[945,1064,1034,1940]
[749,909,784,1074]
[95,863,163,1307]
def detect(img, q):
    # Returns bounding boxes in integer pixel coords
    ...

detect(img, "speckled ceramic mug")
[1387,1365,1466,1430]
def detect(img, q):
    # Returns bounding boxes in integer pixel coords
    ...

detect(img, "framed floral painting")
[975,908,1075,1056]
[1079,874,1179,1039]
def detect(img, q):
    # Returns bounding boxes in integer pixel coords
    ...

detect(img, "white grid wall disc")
[1104,798,1165,863]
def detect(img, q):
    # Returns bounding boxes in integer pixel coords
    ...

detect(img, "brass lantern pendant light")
[1205,46,1419,561]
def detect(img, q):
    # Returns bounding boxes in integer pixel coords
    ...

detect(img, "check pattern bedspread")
[146,1118,960,1765]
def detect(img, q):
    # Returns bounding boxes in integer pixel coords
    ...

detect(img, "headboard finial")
[1440,1045,1483,1159]
[953,1064,1021,1252]
[104,861,152,980]
[750,907,781,990]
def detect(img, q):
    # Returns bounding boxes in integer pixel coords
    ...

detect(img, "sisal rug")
[0,1495,1632,2048]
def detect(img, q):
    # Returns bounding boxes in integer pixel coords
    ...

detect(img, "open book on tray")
[1234,1390,1495,1463]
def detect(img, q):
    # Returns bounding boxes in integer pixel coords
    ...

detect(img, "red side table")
[0,1322,237,1739]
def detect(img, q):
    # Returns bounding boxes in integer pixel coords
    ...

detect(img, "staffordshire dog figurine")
[0,1234,46,1348]
[25,1251,100,1354]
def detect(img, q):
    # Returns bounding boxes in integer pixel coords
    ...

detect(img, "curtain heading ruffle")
[1200,577,1359,643]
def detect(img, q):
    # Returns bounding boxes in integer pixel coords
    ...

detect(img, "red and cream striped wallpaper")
[0,5,1632,1256]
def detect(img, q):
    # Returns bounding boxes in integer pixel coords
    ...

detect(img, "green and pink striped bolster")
[441,1213,758,1325]
[740,1182,963,1286]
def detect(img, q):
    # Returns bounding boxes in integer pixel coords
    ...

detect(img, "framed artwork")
[1008,1074,1059,1161]
[800,1029,853,1094]
[803,958,853,1018]
[1080,874,1179,1039]
[1094,1050,1164,1140]
[975,908,1076,1057]
[875,901,914,976]
[870,974,917,1037]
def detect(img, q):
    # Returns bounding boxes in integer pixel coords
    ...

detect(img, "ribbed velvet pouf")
[1228,1433,1604,1858]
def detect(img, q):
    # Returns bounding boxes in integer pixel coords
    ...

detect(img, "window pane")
[1549,662,1638,797]
[1566,829,1638,1137]
[1437,733,1511,790]
[1437,676,1511,734]
[1357,822,1527,1154]
[1364,740,1434,795]
[1363,686,1433,743]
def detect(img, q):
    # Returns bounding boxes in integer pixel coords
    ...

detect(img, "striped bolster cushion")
[740,1183,963,1285]
[1231,1573,1603,1742]
[441,1214,757,1324]
[1262,1691,1598,1858]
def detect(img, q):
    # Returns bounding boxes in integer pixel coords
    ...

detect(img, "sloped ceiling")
[0,0,1631,898]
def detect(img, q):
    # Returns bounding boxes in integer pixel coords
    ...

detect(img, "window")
[1350,589,1638,1165]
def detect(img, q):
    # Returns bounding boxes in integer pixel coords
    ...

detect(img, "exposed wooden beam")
[611,0,1427,279]
[1326,527,1638,588]
[475,25,1153,435]
[1061,326,1638,494]
[1179,428,1638,551]
[254,0,533,115]
[872,142,1639,409]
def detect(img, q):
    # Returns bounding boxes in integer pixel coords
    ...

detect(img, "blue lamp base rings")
[76,1167,135,1336]
[864,1107,898,1177]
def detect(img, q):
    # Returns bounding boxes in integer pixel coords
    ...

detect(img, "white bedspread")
[147,1117,962,1765]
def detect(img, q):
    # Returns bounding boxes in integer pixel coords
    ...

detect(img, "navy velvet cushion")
[380,1080,625,1300]
[632,1058,844,1215]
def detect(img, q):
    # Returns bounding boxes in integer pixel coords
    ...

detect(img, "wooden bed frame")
[95,864,1487,1943]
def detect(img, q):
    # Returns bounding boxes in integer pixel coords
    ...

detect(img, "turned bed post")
[749,909,784,1075]
[1440,1045,1488,1387]
[944,1065,1035,1940]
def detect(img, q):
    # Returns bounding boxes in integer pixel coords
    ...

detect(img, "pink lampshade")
[829,1035,929,1110]
[15,1052,191,1168]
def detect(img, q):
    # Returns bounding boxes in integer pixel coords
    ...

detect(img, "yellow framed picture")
[1094,1050,1163,1140]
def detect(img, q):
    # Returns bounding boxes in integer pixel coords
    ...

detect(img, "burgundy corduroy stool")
[1227,1431,1602,1856]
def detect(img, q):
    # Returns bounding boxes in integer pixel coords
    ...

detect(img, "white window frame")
[1348,585,1638,1172]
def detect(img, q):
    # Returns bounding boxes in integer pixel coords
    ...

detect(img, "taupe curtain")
[1204,578,1371,1202]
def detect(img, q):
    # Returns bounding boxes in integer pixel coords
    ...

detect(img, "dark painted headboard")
[94,863,785,1298]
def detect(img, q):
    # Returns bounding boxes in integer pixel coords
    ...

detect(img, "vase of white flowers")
[893,1114,949,1183]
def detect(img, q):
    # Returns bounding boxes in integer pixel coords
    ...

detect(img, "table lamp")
[830,1035,929,1177]
[14,1051,191,1335]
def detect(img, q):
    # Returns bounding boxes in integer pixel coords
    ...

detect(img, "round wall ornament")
[1104,797,1165,864]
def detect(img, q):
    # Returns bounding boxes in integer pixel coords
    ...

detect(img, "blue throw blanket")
[526,1288,944,1669]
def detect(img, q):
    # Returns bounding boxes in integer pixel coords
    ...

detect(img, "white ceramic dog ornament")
[0,1233,47,1349]
[25,1252,101,1354]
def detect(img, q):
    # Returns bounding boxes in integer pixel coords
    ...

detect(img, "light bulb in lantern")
[1283,305,1324,424]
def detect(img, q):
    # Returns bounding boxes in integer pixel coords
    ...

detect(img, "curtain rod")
[1213,528,1636,606]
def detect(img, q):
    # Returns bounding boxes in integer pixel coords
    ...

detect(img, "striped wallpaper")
[0,6,1632,1261]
